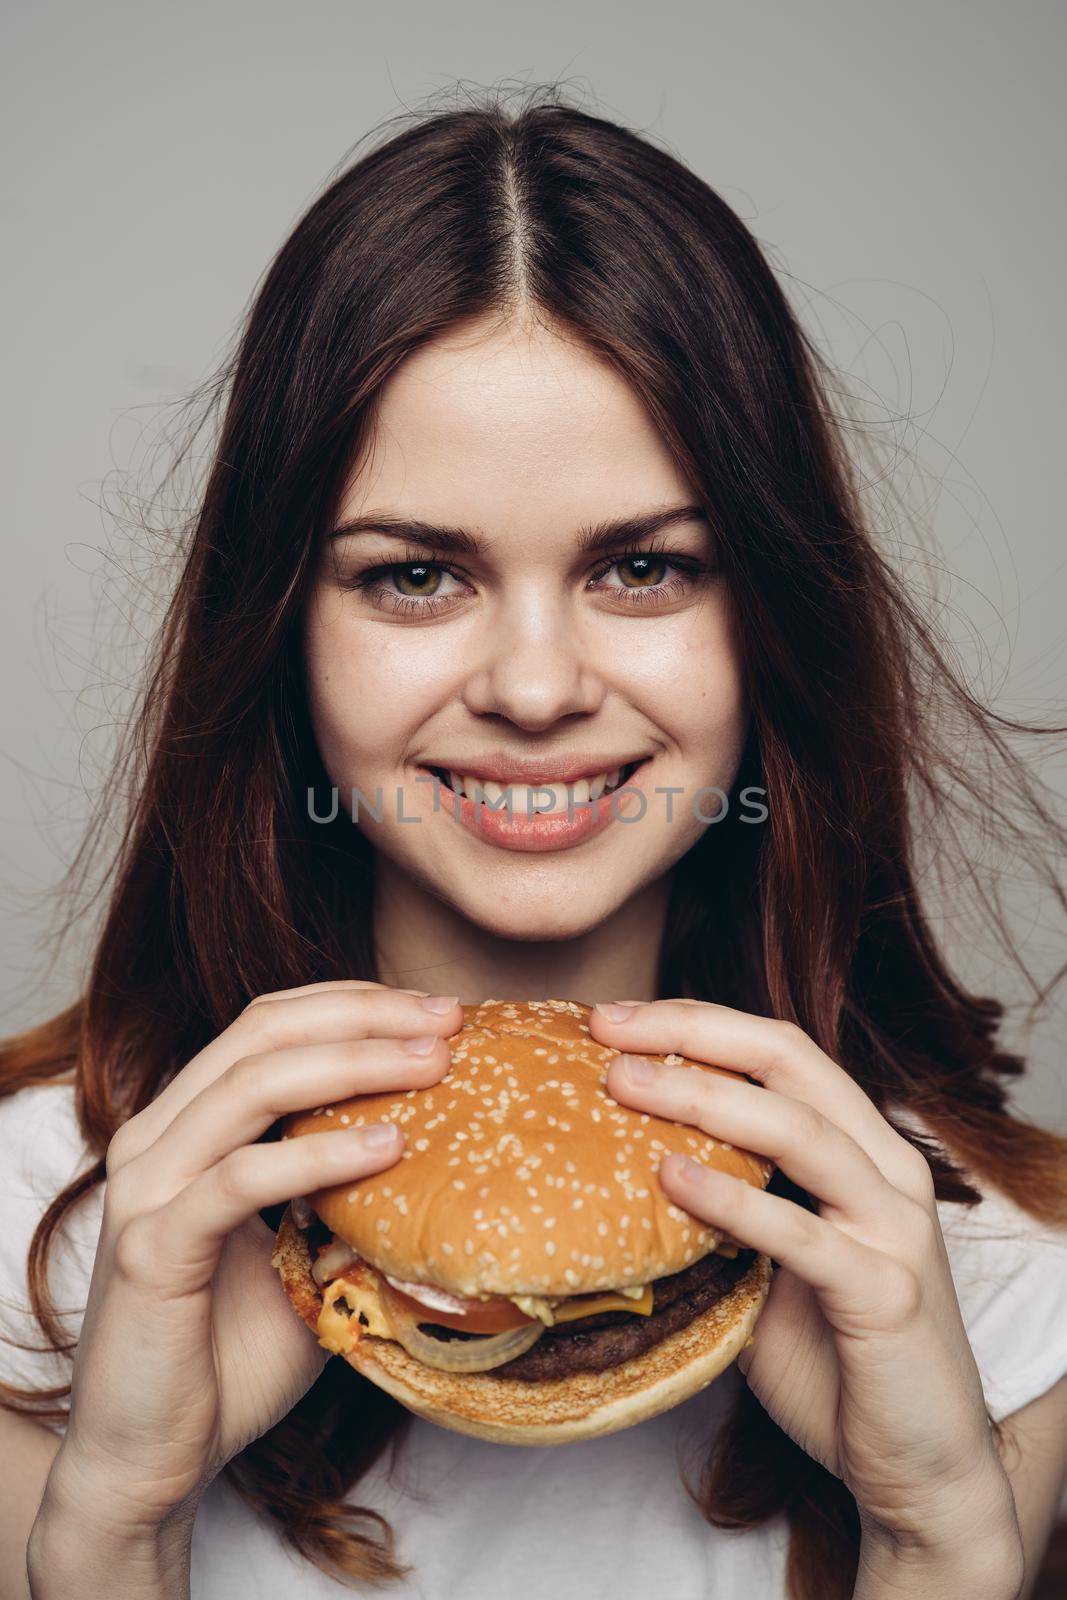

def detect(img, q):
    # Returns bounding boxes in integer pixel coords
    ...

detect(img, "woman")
[3,89,1067,1600]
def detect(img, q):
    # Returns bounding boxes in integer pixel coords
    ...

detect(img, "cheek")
[629,609,747,758]
[302,607,431,767]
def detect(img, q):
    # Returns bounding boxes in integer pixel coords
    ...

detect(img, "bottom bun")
[272,1205,772,1447]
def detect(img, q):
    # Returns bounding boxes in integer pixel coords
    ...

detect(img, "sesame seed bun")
[273,998,775,1443]
[282,998,773,1297]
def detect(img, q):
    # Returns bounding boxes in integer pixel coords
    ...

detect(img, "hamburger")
[271,998,773,1445]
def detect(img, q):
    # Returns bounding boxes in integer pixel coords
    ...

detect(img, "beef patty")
[421,1248,756,1381]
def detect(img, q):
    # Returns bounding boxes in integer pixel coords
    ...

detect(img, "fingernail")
[595,1002,639,1022]
[420,994,459,1014]
[619,1053,658,1083]
[404,1034,440,1055]
[672,1154,705,1182]
[361,1122,400,1147]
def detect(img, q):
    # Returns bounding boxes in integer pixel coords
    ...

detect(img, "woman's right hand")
[36,980,461,1547]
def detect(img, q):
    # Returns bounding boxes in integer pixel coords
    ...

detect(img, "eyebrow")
[328,503,711,557]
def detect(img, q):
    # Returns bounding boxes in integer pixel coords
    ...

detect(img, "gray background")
[3,1,1065,1136]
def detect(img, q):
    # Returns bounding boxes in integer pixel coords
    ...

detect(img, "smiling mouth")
[424,759,645,808]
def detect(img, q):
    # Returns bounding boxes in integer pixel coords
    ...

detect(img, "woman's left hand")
[590,999,1022,1568]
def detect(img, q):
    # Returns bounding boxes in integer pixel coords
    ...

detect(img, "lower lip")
[416,762,651,853]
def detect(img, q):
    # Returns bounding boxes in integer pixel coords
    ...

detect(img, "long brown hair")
[3,84,1066,1599]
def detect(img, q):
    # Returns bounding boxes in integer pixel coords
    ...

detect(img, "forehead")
[339,315,694,541]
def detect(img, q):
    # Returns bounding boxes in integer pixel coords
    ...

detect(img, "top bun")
[280,998,772,1299]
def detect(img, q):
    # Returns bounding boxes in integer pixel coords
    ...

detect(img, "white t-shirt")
[3,1080,1067,1600]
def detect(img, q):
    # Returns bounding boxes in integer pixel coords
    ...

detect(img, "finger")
[111,987,462,1167]
[735,1262,833,1390]
[656,1151,880,1303]
[112,1121,406,1293]
[590,1000,914,1189]
[121,1035,454,1203]
[606,1054,899,1223]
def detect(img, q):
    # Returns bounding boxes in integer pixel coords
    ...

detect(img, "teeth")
[437,763,636,807]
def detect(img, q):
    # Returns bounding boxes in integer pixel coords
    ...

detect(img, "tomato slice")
[385,1282,539,1335]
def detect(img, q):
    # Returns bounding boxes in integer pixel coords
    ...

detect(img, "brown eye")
[615,555,668,589]
[393,564,443,597]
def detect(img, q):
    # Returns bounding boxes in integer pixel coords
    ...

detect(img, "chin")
[459,895,620,945]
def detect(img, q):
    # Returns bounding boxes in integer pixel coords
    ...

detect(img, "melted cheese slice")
[316,1273,391,1355]
[512,1285,654,1325]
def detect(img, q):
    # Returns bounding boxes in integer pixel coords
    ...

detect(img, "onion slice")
[379,1279,545,1372]
[311,1236,359,1287]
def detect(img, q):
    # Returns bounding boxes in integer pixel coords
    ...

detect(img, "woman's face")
[303,312,747,942]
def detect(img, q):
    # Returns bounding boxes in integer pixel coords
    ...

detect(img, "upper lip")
[420,751,652,785]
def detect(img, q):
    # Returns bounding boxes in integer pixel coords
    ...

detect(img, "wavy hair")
[3,83,1066,1600]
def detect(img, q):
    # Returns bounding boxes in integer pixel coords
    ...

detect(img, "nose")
[460,588,605,730]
